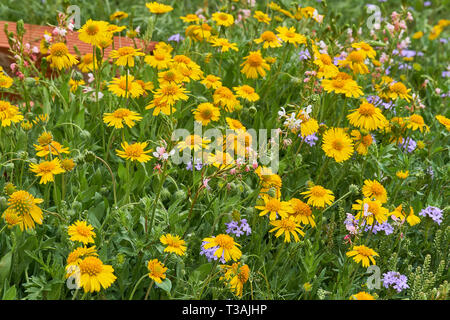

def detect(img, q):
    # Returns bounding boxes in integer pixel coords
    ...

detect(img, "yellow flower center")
[320,54,332,65]
[118,79,133,91]
[8,191,34,215]
[200,108,213,119]
[279,219,296,231]
[50,43,69,57]
[86,24,100,36]
[125,144,144,157]
[266,198,281,212]
[214,234,235,249]
[356,246,374,257]
[310,186,326,197]
[112,108,131,119]
[332,139,344,151]
[161,84,178,96]
[237,265,250,283]
[410,114,424,125]
[79,256,103,276]
[118,47,136,56]
[261,31,277,41]
[38,132,53,145]
[370,184,384,196]
[247,53,263,67]
[285,31,296,38]
[348,51,365,62]
[76,225,92,237]
[332,79,345,88]
[390,82,407,94]
[362,135,373,146]
[358,103,376,116]
[293,201,312,216]
[218,13,229,21]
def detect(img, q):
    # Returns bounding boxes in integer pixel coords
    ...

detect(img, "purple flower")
[440,38,448,44]
[399,63,412,70]
[364,221,394,235]
[424,1,432,6]
[427,166,434,178]
[186,161,193,171]
[200,240,226,263]
[195,159,203,171]
[302,133,318,146]
[298,49,311,61]
[442,71,450,78]
[225,219,252,237]
[168,33,184,42]
[400,138,416,153]
[383,271,409,292]
[419,206,443,225]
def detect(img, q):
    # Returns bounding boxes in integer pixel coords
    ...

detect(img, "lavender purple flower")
[419,206,444,225]
[225,219,251,237]
[383,271,409,293]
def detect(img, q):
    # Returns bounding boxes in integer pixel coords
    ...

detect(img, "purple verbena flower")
[383,271,409,293]
[419,206,443,225]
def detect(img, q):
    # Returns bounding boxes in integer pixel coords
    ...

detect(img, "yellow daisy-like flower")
[207,151,235,169]
[202,234,242,262]
[406,207,421,226]
[146,2,173,14]
[68,220,96,245]
[78,256,117,293]
[406,114,429,132]
[212,12,234,27]
[177,134,210,152]
[347,101,387,131]
[2,190,44,231]
[350,291,376,300]
[220,263,250,297]
[276,26,307,47]
[254,31,282,49]
[46,42,78,70]
[321,77,363,98]
[0,100,23,127]
[160,234,187,256]
[108,75,145,98]
[210,37,238,52]
[346,245,379,267]
[322,127,354,162]
[180,14,200,24]
[78,53,99,73]
[35,141,70,158]
[301,185,335,208]
[240,50,270,79]
[289,198,315,227]
[213,86,240,112]
[185,23,212,42]
[147,259,168,283]
[145,49,173,70]
[157,69,184,85]
[233,85,259,102]
[435,115,450,131]
[109,46,145,67]
[145,96,173,116]
[103,108,142,129]
[313,53,339,78]
[153,82,189,106]
[66,246,98,270]
[253,11,271,24]
[61,158,76,172]
[396,170,409,179]
[353,198,389,225]
[69,79,85,92]
[388,82,412,102]
[201,74,222,89]
[339,50,369,74]
[412,31,424,39]
[29,159,66,184]
[254,195,293,221]
[110,11,128,21]
[351,130,373,155]
[116,141,152,163]
[78,19,111,46]
[270,217,305,242]
[362,180,388,204]
[0,74,13,88]
[351,42,376,59]
[226,117,246,132]
[193,102,220,126]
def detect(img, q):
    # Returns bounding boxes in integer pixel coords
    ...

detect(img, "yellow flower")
[436,115,450,131]
[321,76,363,98]
[29,159,66,184]
[270,217,305,242]
[388,82,412,102]
[69,79,85,92]
[34,139,70,158]
[212,12,234,27]
[78,53,99,73]
[146,2,173,14]
[233,85,260,102]
[301,185,335,208]
[406,208,421,226]
[147,259,168,283]
[202,234,242,262]
[322,127,354,162]
[103,108,142,129]
[180,14,200,24]
[79,256,116,292]
[144,49,173,69]
[254,195,293,220]
[177,134,210,152]
[351,42,376,59]
[220,263,250,297]
[185,23,212,41]
[289,198,315,227]
[362,180,388,204]
[47,42,78,70]
[68,220,96,245]
[240,50,270,79]
[347,101,387,131]
[109,46,145,67]
[145,96,173,116]
[412,31,424,39]
[153,82,189,106]
[116,141,152,163]
[110,11,128,21]
[314,53,339,78]
[193,102,220,125]
[339,50,369,74]
[346,245,378,267]
[351,130,374,155]
[406,114,429,132]
[353,198,389,225]
[210,37,238,52]
[0,100,23,127]
[157,69,184,85]
[213,86,240,112]
[253,11,271,24]
[0,74,13,88]
[160,234,187,256]
[108,75,145,98]
[201,74,222,89]
[2,190,44,231]
[276,26,307,47]
[254,31,282,49]
[66,246,98,271]
[350,291,376,300]
[61,158,76,172]
[396,170,409,179]
[78,19,111,46]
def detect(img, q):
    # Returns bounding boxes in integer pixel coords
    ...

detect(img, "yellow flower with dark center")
[322,127,354,162]
[406,114,429,132]
[47,42,78,70]
[213,86,240,112]
[78,19,111,46]
[270,217,305,242]
[0,100,23,127]
[212,12,234,27]
[110,11,128,21]
[353,198,389,225]
[0,74,13,88]
[314,53,339,78]
[396,170,409,179]
[146,2,173,14]
[436,115,450,131]
[289,198,315,227]
[202,234,242,262]
[180,14,200,24]
[157,69,184,85]
[276,26,307,47]
[147,259,168,283]
[30,159,66,184]
[350,291,376,300]
[362,180,387,203]
[185,23,212,41]
[109,46,145,67]
[233,85,260,102]
[351,130,373,155]
[346,245,378,267]
[210,37,238,52]
[66,246,98,269]
[69,78,85,92]
[347,101,387,131]
[255,195,293,220]
[240,50,270,79]
[177,64,204,82]
[193,102,220,125]
[388,82,412,102]
[160,234,187,256]
[78,256,116,292]
[351,42,376,59]
[2,190,44,231]
[339,50,369,74]
[103,108,142,129]
[144,49,173,69]
[145,96,173,116]
[153,82,189,106]
[201,74,222,89]
[253,11,271,24]
[220,263,250,297]
[68,220,96,244]
[254,31,282,48]
[116,141,152,163]
[37,131,53,145]
[301,185,335,208]
[108,75,145,98]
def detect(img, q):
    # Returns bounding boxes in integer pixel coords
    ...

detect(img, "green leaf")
[2,285,16,300]
[0,251,12,285]
[155,278,172,294]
